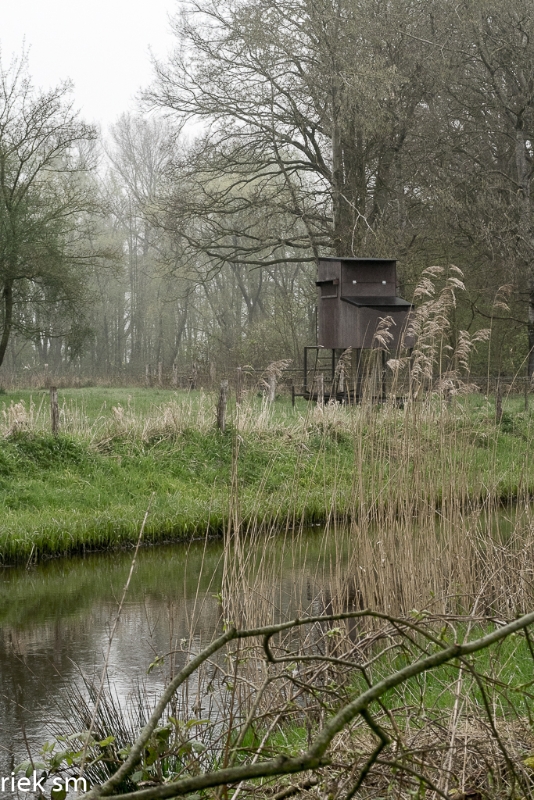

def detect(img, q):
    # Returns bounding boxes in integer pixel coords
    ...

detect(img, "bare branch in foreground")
[72,608,534,800]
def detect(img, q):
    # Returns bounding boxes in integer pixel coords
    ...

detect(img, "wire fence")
[0,362,532,399]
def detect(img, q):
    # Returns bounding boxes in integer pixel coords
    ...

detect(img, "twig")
[344,708,390,800]
[79,608,534,800]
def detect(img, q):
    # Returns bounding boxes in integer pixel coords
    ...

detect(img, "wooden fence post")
[145,364,150,388]
[158,361,163,386]
[496,384,503,424]
[268,373,276,403]
[172,363,178,388]
[217,380,229,432]
[338,364,344,395]
[190,363,198,391]
[236,367,243,405]
[316,373,324,407]
[50,386,59,437]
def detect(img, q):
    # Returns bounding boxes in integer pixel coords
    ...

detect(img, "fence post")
[217,380,229,432]
[190,363,198,391]
[236,367,243,405]
[158,361,163,386]
[50,386,59,437]
[172,363,178,388]
[496,384,503,424]
[145,364,150,388]
[381,349,387,402]
[268,373,276,403]
[525,377,529,412]
[316,373,324,407]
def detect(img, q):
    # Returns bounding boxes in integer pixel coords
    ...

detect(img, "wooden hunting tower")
[316,257,413,351]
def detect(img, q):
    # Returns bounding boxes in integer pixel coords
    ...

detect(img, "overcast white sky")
[0,0,178,130]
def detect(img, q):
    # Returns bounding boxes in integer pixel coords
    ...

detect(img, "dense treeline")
[2,0,534,381]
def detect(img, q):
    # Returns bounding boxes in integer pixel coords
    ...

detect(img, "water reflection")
[0,540,227,781]
[0,530,345,782]
[0,509,526,789]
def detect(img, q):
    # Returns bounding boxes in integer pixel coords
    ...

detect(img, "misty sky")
[0,0,178,129]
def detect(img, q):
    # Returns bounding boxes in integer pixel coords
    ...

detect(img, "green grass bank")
[0,386,533,563]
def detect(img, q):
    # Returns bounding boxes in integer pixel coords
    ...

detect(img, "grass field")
[0,385,533,563]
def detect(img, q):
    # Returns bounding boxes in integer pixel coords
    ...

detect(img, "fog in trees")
[2,0,534,380]
[0,54,106,370]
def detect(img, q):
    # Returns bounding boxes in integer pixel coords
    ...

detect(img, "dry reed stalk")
[78,494,154,777]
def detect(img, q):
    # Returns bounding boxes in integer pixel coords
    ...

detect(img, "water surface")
[0,529,343,780]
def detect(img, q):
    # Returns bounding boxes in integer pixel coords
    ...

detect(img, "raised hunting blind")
[316,257,413,350]
[296,257,414,403]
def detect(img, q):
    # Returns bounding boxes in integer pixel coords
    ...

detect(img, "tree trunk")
[513,126,534,376]
[331,86,347,257]
[528,282,534,377]
[0,280,14,369]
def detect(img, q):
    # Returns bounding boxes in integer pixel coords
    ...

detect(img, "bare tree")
[146,0,441,263]
[0,54,99,369]
[451,0,534,374]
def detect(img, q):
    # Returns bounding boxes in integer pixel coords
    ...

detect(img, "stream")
[0,529,343,786]
[0,507,521,794]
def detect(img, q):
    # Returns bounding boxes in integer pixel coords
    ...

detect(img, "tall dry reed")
[220,266,533,624]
